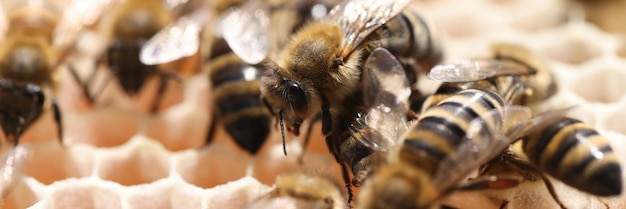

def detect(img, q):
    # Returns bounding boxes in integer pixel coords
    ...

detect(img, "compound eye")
[286,81,308,114]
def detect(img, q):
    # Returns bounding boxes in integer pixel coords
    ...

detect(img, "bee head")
[260,64,318,136]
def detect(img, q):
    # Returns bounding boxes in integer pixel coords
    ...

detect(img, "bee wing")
[0,144,31,199]
[325,0,412,57]
[427,59,535,82]
[358,48,411,151]
[530,106,576,133]
[53,0,117,50]
[140,9,209,65]
[221,0,271,65]
[433,105,532,189]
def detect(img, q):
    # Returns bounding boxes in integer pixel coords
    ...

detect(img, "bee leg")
[67,64,95,104]
[499,200,509,209]
[298,112,322,164]
[206,111,217,145]
[339,162,354,206]
[51,100,63,146]
[321,104,332,135]
[501,154,567,209]
[150,71,182,114]
[440,204,459,209]
[536,173,567,209]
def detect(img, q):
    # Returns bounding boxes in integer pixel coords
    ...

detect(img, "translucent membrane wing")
[221,0,270,65]
[53,0,115,49]
[428,59,534,82]
[531,106,577,133]
[358,48,411,151]
[433,105,532,189]
[140,9,208,65]
[325,0,411,57]
[0,144,31,199]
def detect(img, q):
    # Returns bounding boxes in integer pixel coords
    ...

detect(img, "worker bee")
[245,170,347,209]
[425,42,557,110]
[0,1,65,146]
[321,48,412,200]
[67,0,181,114]
[466,112,622,208]
[357,84,533,209]
[259,0,444,144]
[0,144,31,201]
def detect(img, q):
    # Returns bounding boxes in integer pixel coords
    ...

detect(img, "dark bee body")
[0,6,63,146]
[206,41,271,154]
[522,117,622,196]
[70,0,178,114]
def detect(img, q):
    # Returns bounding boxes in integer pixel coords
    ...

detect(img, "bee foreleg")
[67,64,95,104]
[321,104,332,135]
[339,162,354,206]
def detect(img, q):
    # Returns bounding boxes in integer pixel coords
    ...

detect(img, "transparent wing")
[221,0,270,65]
[530,106,576,133]
[140,9,209,65]
[0,144,31,199]
[427,59,535,82]
[433,105,532,189]
[325,0,411,57]
[53,0,117,49]
[357,48,411,151]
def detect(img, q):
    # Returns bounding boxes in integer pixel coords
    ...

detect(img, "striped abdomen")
[207,51,271,154]
[523,117,622,196]
[400,88,505,176]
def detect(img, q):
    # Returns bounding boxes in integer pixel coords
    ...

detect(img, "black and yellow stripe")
[523,117,622,196]
[400,88,505,176]
[206,46,271,155]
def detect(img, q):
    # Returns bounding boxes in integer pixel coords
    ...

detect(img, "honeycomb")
[2,0,626,208]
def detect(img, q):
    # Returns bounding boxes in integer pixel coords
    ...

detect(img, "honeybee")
[0,1,65,146]
[259,0,443,144]
[0,144,31,201]
[68,0,181,114]
[467,113,622,208]
[357,86,533,209]
[245,170,347,209]
[321,48,412,200]
[425,42,557,110]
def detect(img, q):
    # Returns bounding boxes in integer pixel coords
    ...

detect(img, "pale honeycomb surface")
[3,0,626,209]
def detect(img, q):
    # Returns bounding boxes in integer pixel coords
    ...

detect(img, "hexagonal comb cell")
[567,60,626,104]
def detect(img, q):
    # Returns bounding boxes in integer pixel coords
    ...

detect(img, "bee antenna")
[279,111,287,156]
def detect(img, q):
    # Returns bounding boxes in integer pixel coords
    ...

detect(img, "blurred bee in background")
[67,0,181,114]
[258,0,444,156]
[141,0,341,155]
[245,170,347,209]
[0,0,67,146]
[424,42,558,111]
